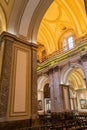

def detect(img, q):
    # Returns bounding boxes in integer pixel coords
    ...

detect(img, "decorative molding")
[37,41,87,74]
[7,43,31,120]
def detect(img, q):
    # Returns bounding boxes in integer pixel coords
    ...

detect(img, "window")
[68,36,74,49]
[63,36,74,51]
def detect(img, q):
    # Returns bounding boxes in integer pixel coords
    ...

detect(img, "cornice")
[0,31,38,48]
[37,40,87,74]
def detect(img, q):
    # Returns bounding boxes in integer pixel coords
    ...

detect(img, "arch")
[37,75,49,112]
[0,5,6,33]
[60,63,84,85]
[27,0,53,42]
[7,0,53,42]
[7,0,28,35]
[58,28,76,50]
[37,75,49,92]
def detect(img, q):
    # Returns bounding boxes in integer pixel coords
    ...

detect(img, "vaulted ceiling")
[68,68,86,90]
[37,0,87,55]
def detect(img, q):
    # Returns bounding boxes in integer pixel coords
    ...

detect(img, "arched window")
[63,36,74,51]
[68,36,74,49]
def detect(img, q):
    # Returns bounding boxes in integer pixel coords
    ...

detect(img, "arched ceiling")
[37,0,87,55]
[0,0,87,56]
[0,0,53,40]
[68,68,86,90]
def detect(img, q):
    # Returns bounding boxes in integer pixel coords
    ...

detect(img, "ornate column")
[48,66,63,113]
[0,32,13,119]
[48,68,55,112]
[81,54,87,86]
[31,44,38,125]
[0,32,37,129]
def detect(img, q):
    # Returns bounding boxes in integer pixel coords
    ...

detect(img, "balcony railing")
[37,35,87,63]
[37,36,87,73]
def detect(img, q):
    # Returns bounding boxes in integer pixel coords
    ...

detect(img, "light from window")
[63,36,74,51]
[68,36,74,49]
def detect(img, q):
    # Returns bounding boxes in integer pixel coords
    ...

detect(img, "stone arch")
[37,74,49,112]
[60,63,84,85]
[7,0,53,42]
[0,5,6,34]
[37,75,49,92]
[19,0,53,42]
[60,63,86,111]
[27,0,53,42]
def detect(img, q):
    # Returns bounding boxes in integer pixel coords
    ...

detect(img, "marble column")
[48,66,63,113]
[0,32,13,119]
[81,54,87,87]
[48,68,55,112]
[31,44,38,125]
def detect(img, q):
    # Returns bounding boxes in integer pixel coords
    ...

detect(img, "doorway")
[44,83,51,113]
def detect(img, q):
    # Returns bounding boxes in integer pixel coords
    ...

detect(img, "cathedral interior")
[0,0,87,129]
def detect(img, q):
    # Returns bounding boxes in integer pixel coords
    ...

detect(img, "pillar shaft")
[48,66,63,113]
[81,54,87,86]
[0,32,37,124]
[0,36,13,118]
[31,45,38,125]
